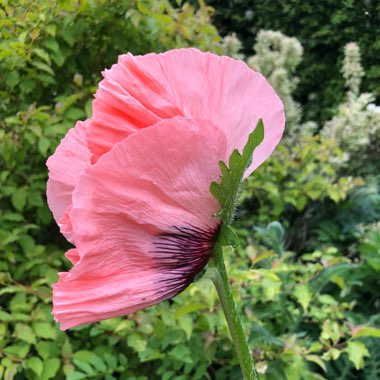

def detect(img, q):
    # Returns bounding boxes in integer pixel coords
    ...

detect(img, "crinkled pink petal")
[58,206,75,243]
[53,117,227,330]
[87,48,285,173]
[65,248,80,265]
[53,268,184,330]
[87,53,183,163]
[46,121,91,227]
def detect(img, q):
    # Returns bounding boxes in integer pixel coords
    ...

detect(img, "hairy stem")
[208,241,258,380]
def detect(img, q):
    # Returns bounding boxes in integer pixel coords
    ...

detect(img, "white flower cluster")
[342,42,364,96]
[322,43,380,176]
[247,30,303,127]
[221,33,244,60]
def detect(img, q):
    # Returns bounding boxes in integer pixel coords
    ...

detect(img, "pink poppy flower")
[47,48,284,330]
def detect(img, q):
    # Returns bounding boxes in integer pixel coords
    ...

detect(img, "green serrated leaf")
[177,314,193,339]
[127,333,146,353]
[38,138,51,156]
[88,355,107,372]
[293,284,313,312]
[305,354,326,372]
[0,310,12,321]
[4,343,30,359]
[5,72,20,88]
[73,359,94,375]
[210,119,264,225]
[31,61,55,76]
[345,341,370,370]
[36,341,51,360]
[33,322,57,340]
[62,338,73,360]
[11,188,27,211]
[15,323,36,344]
[66,371,87,380]
[41,358,60,380]
[174,303,208,318]
[353,326,380,338]
[139,348,165,362]
[219,225,239,247]
[103,353,117,369]
[169,345,192,363]
[33,48,51,64]
[25,357,43,377]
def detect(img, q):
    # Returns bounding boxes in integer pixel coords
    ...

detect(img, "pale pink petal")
[65,248,80,265]
[53,117,227,329]
[46,121,91,224]
[53,269,184,330]
[88,48,285,172]
[59,206,75,243]
[137,49,285,174]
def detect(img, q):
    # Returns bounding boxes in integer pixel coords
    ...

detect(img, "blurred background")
[0,1,379,379]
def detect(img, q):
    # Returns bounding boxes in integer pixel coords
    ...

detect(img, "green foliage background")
[0,1,379,379]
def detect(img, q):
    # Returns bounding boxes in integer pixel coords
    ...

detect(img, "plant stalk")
[208,241,258,380]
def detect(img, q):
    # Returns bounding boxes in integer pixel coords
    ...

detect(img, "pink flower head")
[47,48,285,330]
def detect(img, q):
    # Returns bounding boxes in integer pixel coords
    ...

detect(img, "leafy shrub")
[0,0,222,118]
[238,135,362,253]
[310,183,380,255]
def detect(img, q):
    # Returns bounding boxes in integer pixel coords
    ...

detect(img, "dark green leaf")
[210,119,264,225]
[40,358,60,380]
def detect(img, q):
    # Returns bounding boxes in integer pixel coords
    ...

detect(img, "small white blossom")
[221,33,244,60]
[322,43,380,176]
[247,30,305,131]
[342,42,364,95]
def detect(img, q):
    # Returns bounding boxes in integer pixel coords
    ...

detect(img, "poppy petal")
[46,121,91,224]
[87,48,285,172]
[137,48,285,174]
[65,248,80,265]
[87,53,183,163]
[52,117,227,329]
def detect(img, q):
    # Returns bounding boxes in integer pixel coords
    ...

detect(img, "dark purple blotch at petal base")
[153,224,220,291]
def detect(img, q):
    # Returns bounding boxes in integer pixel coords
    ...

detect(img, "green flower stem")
[208,240,258,380]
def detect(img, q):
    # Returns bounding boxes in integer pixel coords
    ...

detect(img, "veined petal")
[53,117,227,329]
[87,53,183,163]
[87,48,285,172]
[53,268,186,331]
[46,121,91,228]
[65,248,80,265]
